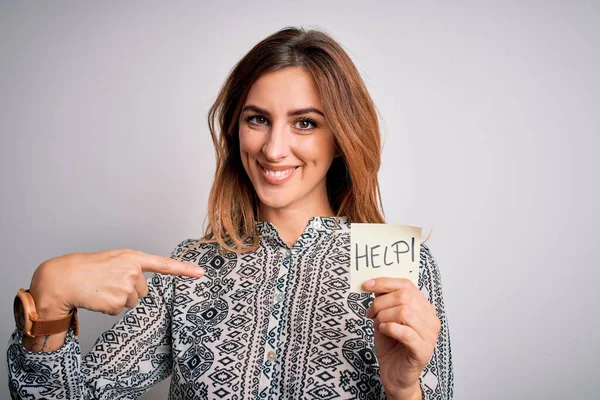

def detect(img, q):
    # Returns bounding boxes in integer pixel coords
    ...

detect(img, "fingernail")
[197,267,205,275]
[363,280,375,288]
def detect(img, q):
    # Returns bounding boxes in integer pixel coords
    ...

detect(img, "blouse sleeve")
[6,239,194,399]
[417,243,454,400]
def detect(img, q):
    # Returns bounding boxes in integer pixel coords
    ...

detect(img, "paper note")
[350,223,422,292]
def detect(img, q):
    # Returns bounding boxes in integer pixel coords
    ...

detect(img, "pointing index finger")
[140,253,205,277]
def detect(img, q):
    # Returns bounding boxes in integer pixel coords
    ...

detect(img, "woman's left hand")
[364,277,441,399]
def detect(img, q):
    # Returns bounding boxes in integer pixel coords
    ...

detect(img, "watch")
[13,288,79,338]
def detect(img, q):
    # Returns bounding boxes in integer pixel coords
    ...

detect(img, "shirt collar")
[256,216,350,250]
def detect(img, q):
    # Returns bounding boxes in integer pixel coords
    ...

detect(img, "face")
[239,67,338,214]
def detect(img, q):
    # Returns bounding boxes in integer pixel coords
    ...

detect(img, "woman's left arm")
[364,244,454,400]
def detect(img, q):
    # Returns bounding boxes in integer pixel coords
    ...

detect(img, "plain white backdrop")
[1,1,598,399]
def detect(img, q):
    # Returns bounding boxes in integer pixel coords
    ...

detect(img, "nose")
[262,122,289,162]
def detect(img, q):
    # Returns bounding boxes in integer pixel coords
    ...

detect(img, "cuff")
[8,326,79,361]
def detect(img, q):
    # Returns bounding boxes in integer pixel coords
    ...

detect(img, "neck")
[259,203,335,247]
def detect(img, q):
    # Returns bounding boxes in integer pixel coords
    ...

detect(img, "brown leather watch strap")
[31,308,79,337]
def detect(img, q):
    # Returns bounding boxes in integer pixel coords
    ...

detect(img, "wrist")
[386,382,422,400]
[33,298,72,320]
[29,263,72,319]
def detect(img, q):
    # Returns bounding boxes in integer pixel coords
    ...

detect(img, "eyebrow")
[241,104,325,118]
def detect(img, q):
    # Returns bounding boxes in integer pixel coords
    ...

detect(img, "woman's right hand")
[29,248,205,320]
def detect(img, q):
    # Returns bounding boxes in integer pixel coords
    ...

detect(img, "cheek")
[239,128,263,155]
[296,134,336,165]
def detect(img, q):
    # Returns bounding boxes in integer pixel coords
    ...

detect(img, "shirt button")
[275,293,284,303]
[266,351,276,362]
[279,247,290,257]
[312,219,322,229]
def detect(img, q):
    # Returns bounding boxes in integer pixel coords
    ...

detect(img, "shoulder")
[417,242,447,294]
[419,242,440,274]
[168,238,222,262]
[419,242,435,263]
[169,238,202,260]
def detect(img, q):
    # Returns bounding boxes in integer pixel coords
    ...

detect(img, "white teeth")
[264,167,295,178]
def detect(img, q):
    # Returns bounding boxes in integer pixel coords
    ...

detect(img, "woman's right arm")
[6,239,204,399]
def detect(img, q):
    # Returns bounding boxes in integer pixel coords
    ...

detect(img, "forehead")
[244,67,323,111]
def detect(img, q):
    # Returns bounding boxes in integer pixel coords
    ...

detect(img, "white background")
[1,1,598,399]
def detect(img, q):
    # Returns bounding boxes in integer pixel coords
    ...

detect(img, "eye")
[246,115,269,126]
[295,118,317,131]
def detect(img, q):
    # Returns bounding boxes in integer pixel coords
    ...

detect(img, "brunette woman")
[9,27,453,399]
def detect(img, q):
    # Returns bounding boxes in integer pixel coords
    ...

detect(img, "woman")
[8,27,453,399]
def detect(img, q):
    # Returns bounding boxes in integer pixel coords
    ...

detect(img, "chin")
[255,191,293,210]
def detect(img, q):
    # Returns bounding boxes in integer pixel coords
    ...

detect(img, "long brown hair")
[193,27,385,254]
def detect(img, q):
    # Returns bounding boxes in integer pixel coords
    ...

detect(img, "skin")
[238,66,338,246]
[23,250,204,352]
[240,66,439,399]
[364,278,441,399]
[21,66,439,400]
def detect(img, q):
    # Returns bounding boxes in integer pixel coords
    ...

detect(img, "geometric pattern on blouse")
[7,216,453,399]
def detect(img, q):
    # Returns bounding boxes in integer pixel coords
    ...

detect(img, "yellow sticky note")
[350,223,422,292]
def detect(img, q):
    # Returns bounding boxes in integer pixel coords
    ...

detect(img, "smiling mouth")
[258,162,299,184]
[263,167,297,177]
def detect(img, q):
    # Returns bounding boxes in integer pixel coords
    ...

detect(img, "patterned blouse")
[7,216,453,399]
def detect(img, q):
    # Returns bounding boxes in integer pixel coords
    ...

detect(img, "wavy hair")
[187,27,386,255]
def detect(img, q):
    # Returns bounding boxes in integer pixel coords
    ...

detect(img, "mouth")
[258,162,299,185]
